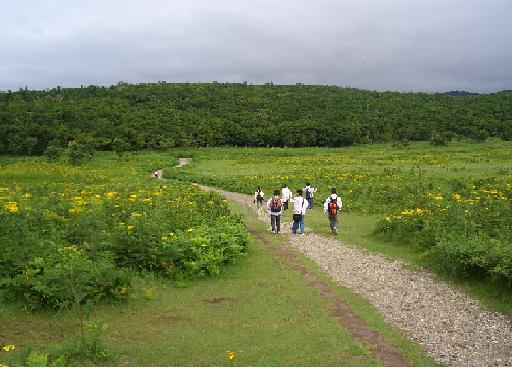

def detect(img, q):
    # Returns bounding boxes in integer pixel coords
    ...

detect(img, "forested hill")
[1,82,511,155]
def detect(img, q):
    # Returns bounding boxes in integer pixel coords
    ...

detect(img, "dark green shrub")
[429,131,448,146]
[112,137,131,157]
[44,145,62,162]
[1,244,131,310]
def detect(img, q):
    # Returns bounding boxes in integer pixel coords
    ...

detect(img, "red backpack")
[328,198,338,215]
[270,197,282,212]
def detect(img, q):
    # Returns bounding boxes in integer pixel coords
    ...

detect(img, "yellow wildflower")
[1,345,15,352]
[227,351,236,361]
[4,202,19,213]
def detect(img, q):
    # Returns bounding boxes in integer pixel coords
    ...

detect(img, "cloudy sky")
[1,0,511,93]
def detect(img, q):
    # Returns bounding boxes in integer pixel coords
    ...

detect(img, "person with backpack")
[291,189,309,235]
[303,183,317,209]
[323,188,343,235]
[281,183,293,210]
[266,189,283,234]
[253,187,265,210]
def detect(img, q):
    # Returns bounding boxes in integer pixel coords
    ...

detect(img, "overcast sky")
[1,0,511,93]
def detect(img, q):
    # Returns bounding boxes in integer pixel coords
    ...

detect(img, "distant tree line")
[0,82,511,155]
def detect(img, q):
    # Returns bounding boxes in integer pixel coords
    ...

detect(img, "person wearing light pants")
[291,190,309,235]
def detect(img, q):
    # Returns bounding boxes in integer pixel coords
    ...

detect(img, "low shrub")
[0,173,248,310]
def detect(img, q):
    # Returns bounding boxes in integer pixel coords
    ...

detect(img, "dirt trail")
[183,160,512,366]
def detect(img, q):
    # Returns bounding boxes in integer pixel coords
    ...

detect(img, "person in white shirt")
[291,189,309,235]
[266,190,282,234]
[281,184,293,210]
[253,187,264,210]
[323,187,343,235]
[303,183,317,209]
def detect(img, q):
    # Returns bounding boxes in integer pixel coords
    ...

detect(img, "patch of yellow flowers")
[400,208,430,216]
[3,202,19,213]
[2,345,15,352]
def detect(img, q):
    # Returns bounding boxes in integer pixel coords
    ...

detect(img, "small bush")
[112,137,131,157]
[429,131,448,146]
[25,351,49,367]
[392,139,411,149]
[67,140,94,165]
[44,145,62,162]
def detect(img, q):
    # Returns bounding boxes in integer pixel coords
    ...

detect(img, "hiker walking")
[266,189,283,234]
[323,188,343,235]
[291,189,309,235]
[281,184,293,210]
[253,187,265,210]
[303,183,317,209]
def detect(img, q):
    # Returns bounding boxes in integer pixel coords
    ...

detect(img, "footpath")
[198,182,512,367]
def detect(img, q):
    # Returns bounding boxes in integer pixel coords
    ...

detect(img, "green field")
[169,140,512,315]
[2,141,511,366]
[0,151,435,366]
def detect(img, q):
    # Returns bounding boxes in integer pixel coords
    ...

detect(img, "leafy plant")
[25,351,49,367]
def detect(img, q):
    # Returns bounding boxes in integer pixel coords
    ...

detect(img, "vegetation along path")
[191,168,512,367]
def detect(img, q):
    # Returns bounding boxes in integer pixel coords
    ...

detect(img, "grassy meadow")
[0,151,434,366]
[2,140,511,366]
[169,140,512,315]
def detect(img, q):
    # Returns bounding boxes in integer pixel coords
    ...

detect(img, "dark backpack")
[328,198,338,215]
[305,188,312,200]
[270,197,282,212]
[256,191,263,202]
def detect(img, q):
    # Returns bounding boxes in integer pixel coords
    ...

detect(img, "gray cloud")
[1,0,511,92]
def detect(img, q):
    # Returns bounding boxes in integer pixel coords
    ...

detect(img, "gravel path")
[201,184,512,367]
[175,157,191,168]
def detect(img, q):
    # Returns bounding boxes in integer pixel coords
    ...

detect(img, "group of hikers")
[253,183,343,235]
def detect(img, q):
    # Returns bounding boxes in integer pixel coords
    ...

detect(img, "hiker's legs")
[275,215,281,233]
[329,214,336,231]
[283,200,288,210]
[309,198,314,209]
[329,214,338,234]
[300,215,305,234]
[291,219,299,234]
[271,215,277,232]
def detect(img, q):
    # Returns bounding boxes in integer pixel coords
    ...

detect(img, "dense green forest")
[1,82,511,155]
